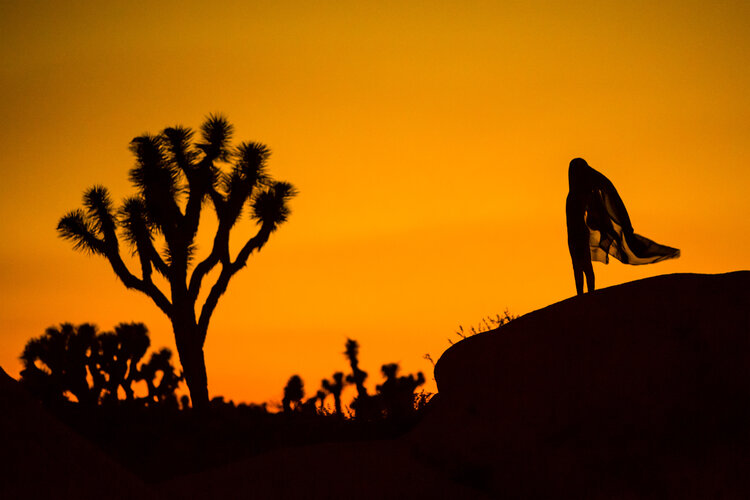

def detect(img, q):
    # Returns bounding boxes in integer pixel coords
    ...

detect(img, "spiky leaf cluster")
[57,114,297,315]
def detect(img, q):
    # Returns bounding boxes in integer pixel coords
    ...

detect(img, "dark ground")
[3,271,749,499]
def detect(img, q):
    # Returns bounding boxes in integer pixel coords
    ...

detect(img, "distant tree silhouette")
[20,322,182,406]
[95,323,151,403]
[344,339,368,399]
[300,389,326,415]
[322,372,346,416]
[344,338,377,419]
[57,115,296,408]
[282,340,432,420]
[376,363,425,418]
[140,348,182,408]
[20,323,99,405]
[282,375,305,413]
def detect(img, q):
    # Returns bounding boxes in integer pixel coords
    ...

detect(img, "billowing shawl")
[572,160,680,265]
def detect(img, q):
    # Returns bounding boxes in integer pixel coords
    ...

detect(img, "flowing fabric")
[568,160,680,265]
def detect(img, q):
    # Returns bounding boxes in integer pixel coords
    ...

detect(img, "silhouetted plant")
[376,363,426,418]
[282,339,433,420]
[413,391,434,412]
[282,375,305,413]
[57,114,296,408]
[95,323,151,403]
[20,323,99,405]
[299,389,327,415]
[140,348,182,408]
[450,309,517,345]
[20,322,182,406]
[344,339,368,398]
[321,372,346,416]
[344,338,378,419]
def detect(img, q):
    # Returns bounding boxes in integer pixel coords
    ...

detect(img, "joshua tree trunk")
[171,305,209,409]
[174,331,209,409]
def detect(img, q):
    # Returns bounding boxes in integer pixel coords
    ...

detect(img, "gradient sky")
[1,0,748,406]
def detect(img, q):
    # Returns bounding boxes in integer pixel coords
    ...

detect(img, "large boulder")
[411,272,750,498]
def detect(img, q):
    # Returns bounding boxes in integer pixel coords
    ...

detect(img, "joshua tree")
[20,322,181,406]
[322,372,346,416]
[95,322,151,403]
[376,363,425,418]
[344,338,376,419]
[57,115,296,408]
[20,323,99,405]
[282,374,305,413]
[300,389,326,415]
[140,348,182,407]
[344,339,368,399]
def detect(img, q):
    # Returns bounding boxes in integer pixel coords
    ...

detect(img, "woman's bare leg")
[573,263,585,295]
[569,236,593,296]
[582,257,595,293]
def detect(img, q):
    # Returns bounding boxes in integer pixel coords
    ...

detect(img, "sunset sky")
[1,1,748,406]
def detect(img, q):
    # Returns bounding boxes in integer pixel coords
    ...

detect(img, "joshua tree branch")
[196,222,273,345]
[184,195,202,239]
[196,265,233,345]
[232,222,273,273]
[147,244,170,277]
[105,248,172,317]
[134,239,170,281]
[183,167,211,243]
[183,151,220,234]
[188,252,220,300]
[208,186,227,219]
[135,240,153,281]
[188,184,242,299]
[188,223,231,300]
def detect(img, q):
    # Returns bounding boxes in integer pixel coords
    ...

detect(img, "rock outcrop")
[411,271,750,498]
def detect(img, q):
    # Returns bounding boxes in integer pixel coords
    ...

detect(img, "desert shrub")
[450,309,517,345]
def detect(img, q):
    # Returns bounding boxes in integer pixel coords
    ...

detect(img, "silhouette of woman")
[566,158,680,295]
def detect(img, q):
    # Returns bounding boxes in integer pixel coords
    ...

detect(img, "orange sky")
[1,0,748,406]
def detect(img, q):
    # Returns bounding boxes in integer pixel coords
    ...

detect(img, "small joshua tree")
[57,114,296,408]
[299,390,327,415]
[376,363,425,418]
[95,323,151,403]
[322,372,346,416]
[282,374,305,413]
[344,339,368,399]
[140,348,182,407]
[20,323,99,405]
[345,338,377,419]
